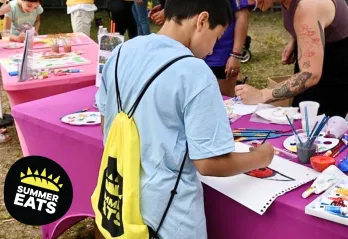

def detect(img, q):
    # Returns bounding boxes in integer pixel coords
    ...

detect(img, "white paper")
[223,98,258,116]
[95,33,124,87]
[198,142,319,215]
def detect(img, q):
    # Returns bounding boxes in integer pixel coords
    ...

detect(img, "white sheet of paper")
[223,98,258,116]
[198,142,319,215]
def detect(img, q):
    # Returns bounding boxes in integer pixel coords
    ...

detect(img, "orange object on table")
[310,156,336,172]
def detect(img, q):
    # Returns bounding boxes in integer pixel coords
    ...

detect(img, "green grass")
[0,10,293,239]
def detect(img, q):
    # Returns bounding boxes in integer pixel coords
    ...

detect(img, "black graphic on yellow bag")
[91,46,192,239]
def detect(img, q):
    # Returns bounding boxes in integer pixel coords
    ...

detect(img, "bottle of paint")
[324,205,348,216]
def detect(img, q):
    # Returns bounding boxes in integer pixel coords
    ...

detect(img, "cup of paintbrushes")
[296,130,318,164]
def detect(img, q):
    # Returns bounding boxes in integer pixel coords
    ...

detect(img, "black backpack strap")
[127,55,192,118]
[151,143,189,239]
[115,45,123,112]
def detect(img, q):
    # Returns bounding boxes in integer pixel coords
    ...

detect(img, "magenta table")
[11,86,348,239]
[0,37,98,157]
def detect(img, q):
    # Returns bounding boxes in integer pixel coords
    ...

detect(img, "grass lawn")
[0,9,292,239]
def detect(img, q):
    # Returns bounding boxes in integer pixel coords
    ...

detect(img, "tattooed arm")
[235,0,325,104]
[261,1,324,103]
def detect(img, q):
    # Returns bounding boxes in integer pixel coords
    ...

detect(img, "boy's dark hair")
[24,0,43,4]
[164,0,232,29]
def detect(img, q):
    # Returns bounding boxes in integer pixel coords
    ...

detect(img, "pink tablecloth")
[0,39,98,156]
[0,43,98,106]
[11,86,348,239]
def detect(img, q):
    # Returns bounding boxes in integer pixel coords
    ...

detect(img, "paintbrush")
[286,114,303,145]
[261,131,272,144]
[332,144,348,158]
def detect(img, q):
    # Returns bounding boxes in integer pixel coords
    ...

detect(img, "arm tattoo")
[299,24,321,57]
[317,21,325,49]
[302,61,311,69]
[266,72,312,102]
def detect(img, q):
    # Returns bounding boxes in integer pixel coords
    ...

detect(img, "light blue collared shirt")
[96,33,235,239]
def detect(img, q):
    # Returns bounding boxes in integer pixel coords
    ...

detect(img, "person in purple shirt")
[150,0,251,97]
[204,0,250,97]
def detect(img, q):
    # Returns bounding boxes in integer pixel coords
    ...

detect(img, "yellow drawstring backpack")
[91,45,192,239]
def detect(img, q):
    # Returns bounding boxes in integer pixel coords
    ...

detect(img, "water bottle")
[97,26,103,43]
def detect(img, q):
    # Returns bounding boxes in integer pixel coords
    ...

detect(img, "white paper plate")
[61,112,100,126]
[283,132,339,153]
[2,43,24,49]
[255,107,300,124]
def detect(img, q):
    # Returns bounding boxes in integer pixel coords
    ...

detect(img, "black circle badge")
[4,156,73,226]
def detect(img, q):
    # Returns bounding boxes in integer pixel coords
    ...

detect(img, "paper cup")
[299,101,320,119]
[326,116,348,138]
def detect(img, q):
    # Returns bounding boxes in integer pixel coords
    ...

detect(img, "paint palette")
[2,42,24,49]
[61,112,101,126]
[283,132,340,153]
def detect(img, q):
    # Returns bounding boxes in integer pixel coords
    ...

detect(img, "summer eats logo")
[4,156,73,225]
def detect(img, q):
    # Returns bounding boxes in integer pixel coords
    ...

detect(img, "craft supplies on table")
[305,178,348,226]
[198,142,319,215]
[255,107,300,124]
[283,131,339,153]
[224,97,258,117]
[60,111,100,126]
[33,33,95,49]
[233,128,293,142]
[0,51,90,74]
[244,140,297,160]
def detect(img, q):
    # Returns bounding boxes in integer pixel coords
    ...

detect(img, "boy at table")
[96,0,274,238]
[235,0,348,117]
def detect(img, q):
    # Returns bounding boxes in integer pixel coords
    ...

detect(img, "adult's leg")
[111,10,127,36]
[133,0,151,35]
[124,1,138,39]
[70,10,94,36]
[132,3,142,35]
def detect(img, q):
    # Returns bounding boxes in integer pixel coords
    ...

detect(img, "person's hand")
[225,56,240,80]
[19,33,25,42]
[152,9,165,25]
[235,84,265,104]
[282,40,296,65]
[149,5,161,19]
[249,142,274,168]
[34,31,39,36]
[11,33,25,42]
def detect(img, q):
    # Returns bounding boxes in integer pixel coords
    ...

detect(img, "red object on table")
[310,156,336,172]
[10,89,348,239]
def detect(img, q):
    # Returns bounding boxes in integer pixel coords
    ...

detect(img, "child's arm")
[34,15,40,35]
[0,2,11,16]
[3,16,23,42]
[193,143,274,177]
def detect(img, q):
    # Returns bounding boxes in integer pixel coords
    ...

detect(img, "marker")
[71,69,83,73]
[9,71,18,76]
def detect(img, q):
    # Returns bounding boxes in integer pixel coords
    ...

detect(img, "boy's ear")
[196,11,210,32]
